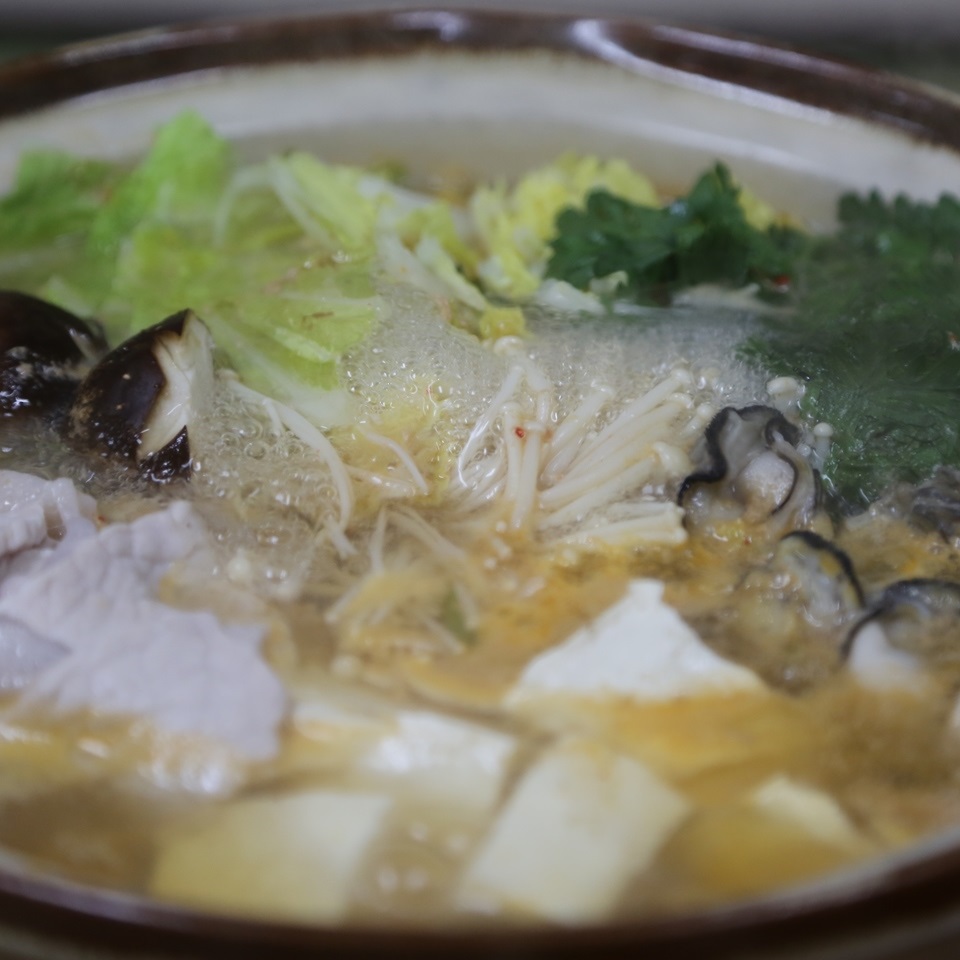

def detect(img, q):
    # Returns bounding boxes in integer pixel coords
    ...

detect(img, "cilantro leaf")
[545,163,803,303]
[741,189,960,508]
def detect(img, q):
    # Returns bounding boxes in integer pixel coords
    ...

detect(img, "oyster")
[896,467,960,541]
[713,531,864,690]
[846,579,960,665]
[678,405,823,538]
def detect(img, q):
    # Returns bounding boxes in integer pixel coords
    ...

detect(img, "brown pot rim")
[2,7,960,147]
[2,9,960,957]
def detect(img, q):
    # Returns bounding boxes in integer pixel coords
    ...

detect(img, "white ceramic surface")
[3,46,960,231]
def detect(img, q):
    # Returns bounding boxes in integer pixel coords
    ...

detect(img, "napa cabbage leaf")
[0,150,121,293]
[0,113,385,427]
[87,111,232,264]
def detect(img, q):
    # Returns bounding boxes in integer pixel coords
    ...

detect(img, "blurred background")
[1,0,960,91]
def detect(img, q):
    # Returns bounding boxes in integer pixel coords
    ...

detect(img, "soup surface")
[0,112,959,926]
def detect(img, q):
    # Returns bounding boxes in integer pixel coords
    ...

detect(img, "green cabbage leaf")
[0,113,384,427]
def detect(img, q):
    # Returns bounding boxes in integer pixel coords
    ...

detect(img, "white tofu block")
[457,737,690,923]
[152,790,391,921]
[357,710,516,815]
[506,579,761,707]
[291,686,516,817]
[750,776,859,848]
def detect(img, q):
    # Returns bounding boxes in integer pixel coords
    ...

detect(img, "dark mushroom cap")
[0,290,107,419]
[66,309,214,482]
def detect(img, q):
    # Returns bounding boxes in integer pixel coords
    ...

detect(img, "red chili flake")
[514,427,526,439]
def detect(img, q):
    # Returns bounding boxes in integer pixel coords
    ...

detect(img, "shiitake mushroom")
[65,309,214,483]
[0,290,107,421]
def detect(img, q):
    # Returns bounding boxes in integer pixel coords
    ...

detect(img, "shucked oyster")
[861,580,960,655]
[891,466,960,542]
[678,405,823,538]
[714,531,865,690]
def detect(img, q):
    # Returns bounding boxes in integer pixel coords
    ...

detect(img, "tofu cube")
[152,789,390,921]
[357,710,516,815]
[458,737,689,923]
[750,776,861,849]
[507,579,762,707]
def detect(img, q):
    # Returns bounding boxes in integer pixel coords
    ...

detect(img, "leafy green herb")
[545,163,804,303]
[741,190,960,507]
[548,164,960,508]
